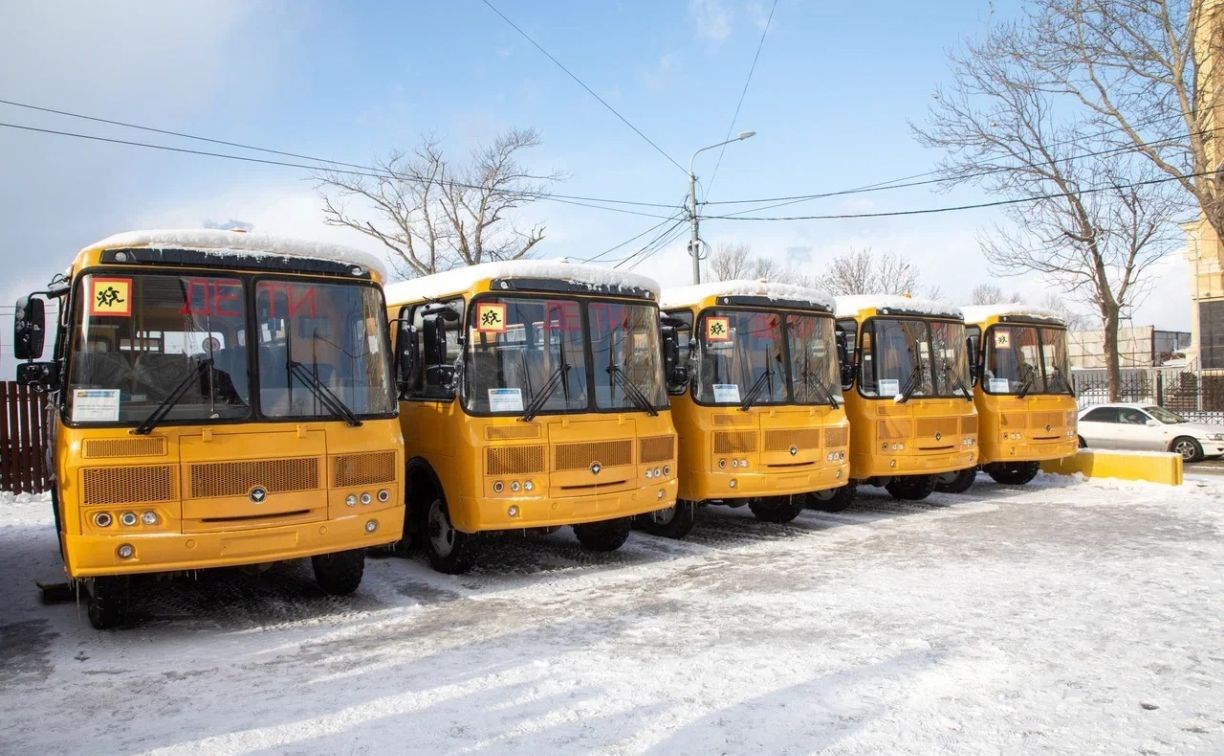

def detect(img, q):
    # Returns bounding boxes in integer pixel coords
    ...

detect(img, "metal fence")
[1073,363,1224,425]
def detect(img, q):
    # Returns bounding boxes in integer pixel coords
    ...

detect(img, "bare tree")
[1036,291,1091,330]
[1022,0,1223,240]
[970,283,1007,305]
[822,247,934,297]
[317,129,559,277]
[708,243,792,282]
[916,24,1182,400]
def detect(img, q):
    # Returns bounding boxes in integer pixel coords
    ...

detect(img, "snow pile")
[834,294,962,320]
[660,279,835,311]
[89,229,386,278]
[960,303,1063,325]
[384,258,661,303]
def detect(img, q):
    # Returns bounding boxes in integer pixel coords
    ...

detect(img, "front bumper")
[854,449,978,480]
[456,477,678,532]
[681,462,849,503]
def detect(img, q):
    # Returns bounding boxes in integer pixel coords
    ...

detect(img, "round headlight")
[93,512,112,528]
[645,468,654,479]
[345,494,357,507]
[493,481,504,493]
[511,481,521,492]
[119,512,138,527]
[662,465,671,476]
[116,544,135,559]
[718,459,727,469]
[364,519,378,533]
[360,492,372,505]
[524,480,534,492]
[377,489,390,503]
[141,511,158,526]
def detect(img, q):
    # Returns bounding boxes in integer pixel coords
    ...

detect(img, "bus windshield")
[860,317,969,399]
[65,273,393,425]
[588,301,668,411]
[983,324,1072,395]
[693,309,839,407]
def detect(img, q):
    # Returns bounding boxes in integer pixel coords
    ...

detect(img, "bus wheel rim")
[428,499,454,557]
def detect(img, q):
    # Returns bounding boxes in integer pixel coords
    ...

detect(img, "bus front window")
[589,301,667,411]
[861,319,934,399]
[256,280,394,419]
[67,274,250,424]
[985,325,1043,394]
[787,314,841,405]
[1040,327,1073,394]
[931,320,970,397]
[694,310,786,406]
[464,297,589,415]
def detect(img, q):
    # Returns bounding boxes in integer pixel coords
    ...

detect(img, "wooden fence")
[0,381,51,494]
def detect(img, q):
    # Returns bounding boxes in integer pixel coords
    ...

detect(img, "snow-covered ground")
[2,474,1222,755]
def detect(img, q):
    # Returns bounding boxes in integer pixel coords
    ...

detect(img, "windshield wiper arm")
[944,361,973,402]
[1016,368,1038,399]
[740,361,775,411]
[520,361,570,422]
[896,352,925,404]
[132,360,211,435]
[808,372,840,409]
[607,365,659,416]
[288,360,362,426]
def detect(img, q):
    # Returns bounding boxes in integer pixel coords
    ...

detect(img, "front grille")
[639,435,675,463]
[82,437,167,458]
[917,417,959,438]
[555,440,632,470]
[764,429,821,452]
[1031,411,1062,431]
[83,465,175,505]
[877,420,914,440]
[189,458,319,498]
[485,425,541,440]
[961,415,978,435]
[333,451,396,487]
[824,426,848,448]
[486,445,546,475]
[713,431,757,454]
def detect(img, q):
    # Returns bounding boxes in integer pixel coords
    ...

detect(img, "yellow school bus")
[939,304,1077,490]
[12,230,403,628]
[835,296,978,499]
[649,281,851,536]
[385,260,678,573]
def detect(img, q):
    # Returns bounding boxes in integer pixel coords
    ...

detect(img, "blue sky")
[0,0,1194,336]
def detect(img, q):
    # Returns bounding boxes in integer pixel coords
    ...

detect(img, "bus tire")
[312,548,366,595]
[885,475,935,501]
[573,517,632,552]
[87,576,130,630]
[749,496,804,523]
[807,482,856,512]
[985,461,1040,485]
[934,467,977,493]
[424,496,477,574]
[636,501,697,539]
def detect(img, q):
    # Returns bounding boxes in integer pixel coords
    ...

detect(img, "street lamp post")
[688,131,756,284]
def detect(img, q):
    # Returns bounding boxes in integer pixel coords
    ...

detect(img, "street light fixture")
[688,131,756,284]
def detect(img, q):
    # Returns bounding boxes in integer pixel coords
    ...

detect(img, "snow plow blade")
[1041,449,1183,486]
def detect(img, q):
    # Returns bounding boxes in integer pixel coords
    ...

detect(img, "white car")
[1077,403,1224,462]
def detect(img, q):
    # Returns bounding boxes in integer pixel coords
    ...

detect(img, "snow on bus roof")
[960,303,1064,324]
[660,279,834,310]
[88,229,386,277]
[384,258,660,303]
[834,294,962,319]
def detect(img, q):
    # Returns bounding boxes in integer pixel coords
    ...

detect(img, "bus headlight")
[963,437,976,446]
[93,512,113,528]
[524,480,534,492]
[508,505,520,518]
[345,494,357,507]
[645,468,654,479]
[119,512,138,527]
[360,492,372,505]
[511,481,521,492]
[116,544,135,559]
[662,465,671,476]
[729,479,738,489]
[377,489,390,503]
[364,520,378,533]
[141,511,159,526]
[493,481,504,493]
[718,459,727,469]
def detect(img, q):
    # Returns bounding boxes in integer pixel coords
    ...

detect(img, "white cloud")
[642,53,682,92]
[689,0,733,43]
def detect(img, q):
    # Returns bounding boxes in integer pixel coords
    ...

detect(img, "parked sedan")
[1077,403,1224,462]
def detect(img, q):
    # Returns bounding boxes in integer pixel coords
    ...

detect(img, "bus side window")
[665,309,693,395]
[965,325,981,384]
[406,299,463,400]
[836,319,857,389]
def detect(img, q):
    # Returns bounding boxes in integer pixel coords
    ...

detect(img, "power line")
[624,223,690,271]
[0,97,682,210]
[613,216,689,270]
[702,168,1216,222]
[478,0,686,174]
[0,120,681,219]
[704,0,778,200]
[579,210,686,263]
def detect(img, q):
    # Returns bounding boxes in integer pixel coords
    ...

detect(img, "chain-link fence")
[1073,362,1224,425]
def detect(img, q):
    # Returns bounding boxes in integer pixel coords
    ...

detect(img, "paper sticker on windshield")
[488,387,523,412]
[988,378,1011,393]
[89,277,132,317]
[994,330,1011,349]
[706,317,731,342]
[72,389,120,422]
[712,383,741,403]
[477,303,507,333]
[877,378,901,397]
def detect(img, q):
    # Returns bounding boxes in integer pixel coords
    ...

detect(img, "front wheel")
[312,548,366,595]
[885,475,935,501]
[806,482,856,513]
[985,461,1040,485]
[1171,436,1203,463]
[934,467,977,494]
[86,576,131,630]
[573,517,632,552]
[749,496,804,523]
[1077,435,1087,449]
[424,496,478,574]
[636,501,697,539]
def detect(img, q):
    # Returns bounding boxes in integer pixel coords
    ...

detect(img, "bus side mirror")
[396,321,420,395]
[17,361,59,391]
[14,296,46,360]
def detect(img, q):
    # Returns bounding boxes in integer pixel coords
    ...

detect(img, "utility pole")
[688,131,756,284]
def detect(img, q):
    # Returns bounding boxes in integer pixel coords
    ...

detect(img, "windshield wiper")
[607,365,659,416]
[740,351,776,411]
[520,359,571,423]
[896,348,925,404]
[800,351,839,409]
[1016,367,1039,399]
[943,360,973,402]
[288,360,362,426]
[132,360,212,435]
